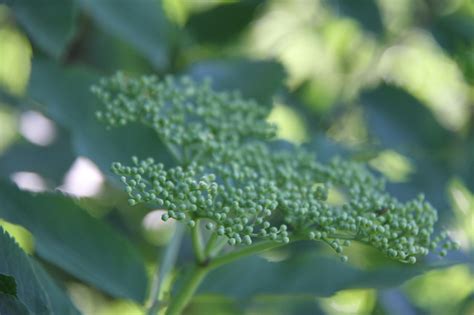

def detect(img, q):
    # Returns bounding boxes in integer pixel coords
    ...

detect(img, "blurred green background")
[0,0,473,314]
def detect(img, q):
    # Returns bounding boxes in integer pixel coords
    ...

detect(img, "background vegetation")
[0,0,472,314]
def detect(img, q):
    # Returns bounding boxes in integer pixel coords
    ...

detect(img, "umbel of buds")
[92,72,458,264]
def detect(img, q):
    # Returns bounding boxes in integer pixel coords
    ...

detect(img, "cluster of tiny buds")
[96,73,459,264]
[111,155,290,247]
[92,72,276,163]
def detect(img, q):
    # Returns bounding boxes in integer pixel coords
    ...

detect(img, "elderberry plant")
[92,72,457,315]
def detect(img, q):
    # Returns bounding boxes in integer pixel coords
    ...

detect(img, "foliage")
[91,72,458,313]
[0,0,472,314]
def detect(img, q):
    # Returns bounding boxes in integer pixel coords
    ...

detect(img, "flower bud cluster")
[303,159,457,263]
[92,72,276,160]
[112,154,289,246]
[95,73,457,263]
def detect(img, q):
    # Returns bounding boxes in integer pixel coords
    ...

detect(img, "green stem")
[327,233,357,240]
[208,240,284,270]
[147,136,188,314]
[163,222,207,315]
[165,237,303,314]
[164,142,183,165]
[203,232,219,258]
[207,237,228,258]
[147,224,185,315]
[191,221,205,263]
[164,265,209,315]
[164,241,287,315]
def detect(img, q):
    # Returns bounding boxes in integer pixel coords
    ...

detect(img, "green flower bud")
[243,235,252,245]
[205,222,214,230]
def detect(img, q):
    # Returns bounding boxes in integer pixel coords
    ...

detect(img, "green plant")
[92,72,458,315]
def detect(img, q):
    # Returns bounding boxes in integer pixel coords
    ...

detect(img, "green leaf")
[463,134,474,191]
[360,84,456,211]
[432,12,474,54]
[249,297,325,315]
[199,252,462,299]
[429,10,474,84]
[27,60,174,181]
[30,260,81,315]
[0,180,148,302]
[0,293,30,315]
[67,26,151,74]
[360,84,454,154]
[0,274,16,296]
[77,0,175,70]
[0,133,75,185]
[326,0,384,35]
[0,226,50,314]
[0,88,28,108]
[0,227,80,314]
[186,1,264,44]
[187,59,286,105]
[201,254,358,299]
[385,159,451,216]
[10,0,78,58]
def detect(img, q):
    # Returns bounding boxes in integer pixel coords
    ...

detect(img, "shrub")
[92,72,458,314]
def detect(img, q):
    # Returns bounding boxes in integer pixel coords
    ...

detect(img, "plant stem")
[147,135,188,314]
[207,237,228,258]
[161,222,208,315]
[164,240,293,314]
[147,223,185,315]
[327,233,357,240]
[164,265,209,315]
[191,221,205,263]
[207,240,283,270]
[203,232,219,258]
[164,234,305,314]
